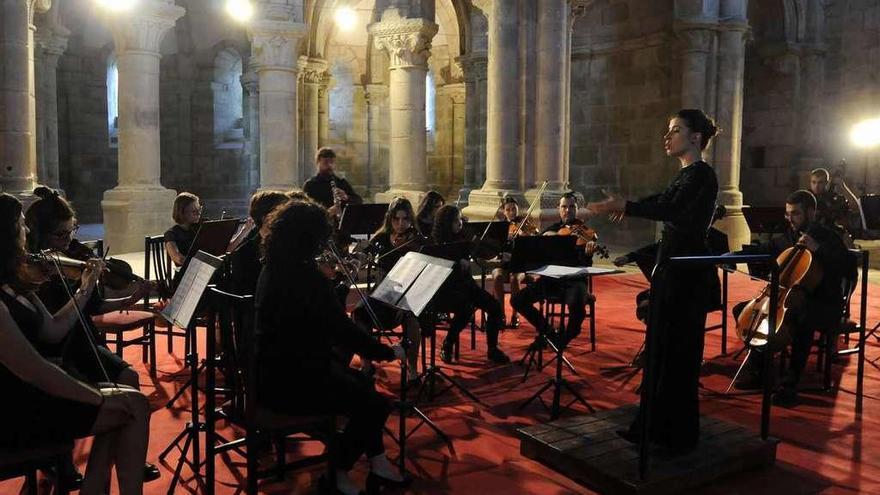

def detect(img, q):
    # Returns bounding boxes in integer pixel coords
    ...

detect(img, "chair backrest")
[145,235,172,306]
[208,287,254,423]
[842,249,868,323]
[78,238,104,258]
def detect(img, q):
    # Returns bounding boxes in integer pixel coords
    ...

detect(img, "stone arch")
[211,44,245,147]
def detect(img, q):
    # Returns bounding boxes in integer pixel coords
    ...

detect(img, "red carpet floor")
[4,271,880,494]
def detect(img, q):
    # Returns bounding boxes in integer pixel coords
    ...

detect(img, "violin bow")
[511,180,549,238]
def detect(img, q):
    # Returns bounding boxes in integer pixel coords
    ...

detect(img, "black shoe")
[439,339,454,364]
[509,315,520,329]
[773,386,798,408]
[487,347,511,364]
[528,337,547,352]
[366,471,412,494]
[733,373,763,391]
[57,467,83,490]
[144,462,161,482]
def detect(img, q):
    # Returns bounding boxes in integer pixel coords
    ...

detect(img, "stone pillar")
[34,21,69,190]
[299,56,326,180]
[249,13,307,191]
[318,73,332,147]
[463,0,521,220]
[528,0,571,224]
[364,83,389,198]
[241,62,260,189]
[369,9,438,206]
[448,83,466,199]
[0,0,50,197]
[710,18,750,251]
[457,54,487,207]
[677,27,714,109]
[98,0,185,253]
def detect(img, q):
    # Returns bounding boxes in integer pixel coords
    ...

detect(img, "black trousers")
[283,364,391,470]
[510,278,588,344]
[432,274,503,350]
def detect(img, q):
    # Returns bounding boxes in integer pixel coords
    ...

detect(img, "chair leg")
[246,433,259,495]
[142,326,149,363]
[116,331,124,358]
[589,301,596,352]
[824,332,834,391]
[149,323,157,376]
[26,469,38,495]
[274,436,286,481]
[167,322,174,354]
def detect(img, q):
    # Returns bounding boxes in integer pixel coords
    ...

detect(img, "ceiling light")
[94,0,137,12]
[225,0,254,22]
[334,7,357,31]
[851,118,880,149]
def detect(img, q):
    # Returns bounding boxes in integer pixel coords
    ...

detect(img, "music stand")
[157,251,224,494]
[464,220,510,259]
[859,194,880,231]
[507,235,579,273]
[741,206,786,240]
[339,203,389,236]
[190,219,240,257]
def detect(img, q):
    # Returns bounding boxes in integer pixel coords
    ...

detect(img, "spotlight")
[225,0,254,22]
[334,6,357,31]
[95,0,137,11]
[851,118,880,149]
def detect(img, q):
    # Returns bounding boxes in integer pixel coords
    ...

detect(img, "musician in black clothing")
[415,190,445,237]
[164,192,201,267]
[732,190,850,406]
[303,147,362,218]
[809,167,857,247]
[430,205,510,365]
[510,192,597,349]
[254,200,409,495]
[589,109,721,452]
[225,190,289,296]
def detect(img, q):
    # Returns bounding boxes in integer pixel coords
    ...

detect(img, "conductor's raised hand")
[587,189,627,221]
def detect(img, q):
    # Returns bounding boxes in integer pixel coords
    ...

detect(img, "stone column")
[249,13,307,191]
[98,0,185,253]
[457,54,486,206]
[676,26,714,109]
[364,83,389,198]
[318,73,332,147]
[34,21,69,190]
[448,83,466,198]
[0,0,50,197]
[463,0,521,220]
[369,9,438,205]
[710,18,750,251]
[299,56,326,179]
[528,0,571,224]
[241,62,260,189]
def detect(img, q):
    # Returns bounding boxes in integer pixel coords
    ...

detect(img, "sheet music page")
[527,265,591,279]
[584,266,622,275]
[161,252,220,328]
[398,263,454,316]
[370,255,426,307]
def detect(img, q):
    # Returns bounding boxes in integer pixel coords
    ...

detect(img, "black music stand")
[464,220,510,259]
[741,206,786,239]
[157,251,224,494]
[339,203,388,236]
[190,219,240,257]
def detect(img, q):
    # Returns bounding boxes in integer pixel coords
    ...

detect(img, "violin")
[735,245,822,349]
[555,223,610,259]
[17,249,147,293]
[64,240,146,291]
[508,216,538,239]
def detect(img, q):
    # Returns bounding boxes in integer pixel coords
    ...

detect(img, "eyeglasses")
[50,224,79,239]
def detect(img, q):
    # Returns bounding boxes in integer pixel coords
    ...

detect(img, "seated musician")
[164,192,201,268]
[255,199,409,495]
[808,167,856,246]
[430,205,510,365]
[24,187,160,484]
[225,190,289,296]
[303,147,363,218]
[415,190,445,237]
[0,193,152,495]
[491,196,530,328]
[352,198,425,383]
[733,190,850,406]
[511,192,596,350]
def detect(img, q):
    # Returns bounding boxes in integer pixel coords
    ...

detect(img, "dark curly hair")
[672,109,719,150]
[249,190,289,229]
[261,200,331,268]
[431,204,463,244]
[25,186,76,252]
[0,194,25,284]
[376,197,415,237]
[416,190,445,225]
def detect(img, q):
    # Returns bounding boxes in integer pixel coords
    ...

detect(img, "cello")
[735,244,823,349]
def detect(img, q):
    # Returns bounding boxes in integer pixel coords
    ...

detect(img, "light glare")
[334,7,357,31]
[851,118,880,149]
[225,0,254,22]
[95,0,137,11]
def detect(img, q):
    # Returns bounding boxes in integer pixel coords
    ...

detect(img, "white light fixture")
[334,6,357,31]
[851,118,880,149]
[95,0,137,12]
[225,0,254,22]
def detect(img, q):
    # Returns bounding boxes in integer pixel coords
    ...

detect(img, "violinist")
[225,190,290,296]
[511,192,597,350]
[352,198,425,383]
[0,193,152,495]
[24,186,160,484]
[430,205,510,365]
[415,190,445,237]
[732,190,850,406]
[588,109,721,452]
[164,192,201,268]
[808,167,857,246]
[491,196,531,328]
[303,147,363,218]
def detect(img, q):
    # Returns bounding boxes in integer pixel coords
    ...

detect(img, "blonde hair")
[172,192,200,224]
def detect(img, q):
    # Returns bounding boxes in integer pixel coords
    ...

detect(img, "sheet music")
[527,265,623,278]
[161,251,222,328]
[398,262,454,316]
[370,255,424,308]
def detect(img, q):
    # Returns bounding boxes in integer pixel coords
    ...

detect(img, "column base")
[454,186,474,208]
[714,204,751,252]
[461,187,524,221]
[102,186,178,254]
[374,188,427,207]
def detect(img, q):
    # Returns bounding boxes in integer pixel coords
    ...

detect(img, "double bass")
[735,245,823,349]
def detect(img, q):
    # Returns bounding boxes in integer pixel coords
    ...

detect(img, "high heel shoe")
[365,471,412,493]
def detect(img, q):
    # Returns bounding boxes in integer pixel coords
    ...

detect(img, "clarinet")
[330,177,342,210]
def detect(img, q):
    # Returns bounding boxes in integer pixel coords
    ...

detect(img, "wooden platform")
[518,404,779,495]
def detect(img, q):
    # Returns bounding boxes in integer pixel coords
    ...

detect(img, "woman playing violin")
[492,196,530,327]
[0,193,152,495]
[24,187,160,484]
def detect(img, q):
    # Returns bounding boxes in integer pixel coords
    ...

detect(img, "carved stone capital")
[298,56,328,84]
[256,0,303,23]
[369,10,438,70]
[570,0,592,25]
[674,27,715,53]
[28,0,52,24]
[439,83,466,104]
[35,24,70,62]
[249,20,307,70]
[459,54,487,83]
[241,70,259,93]
[99,1,185,55]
